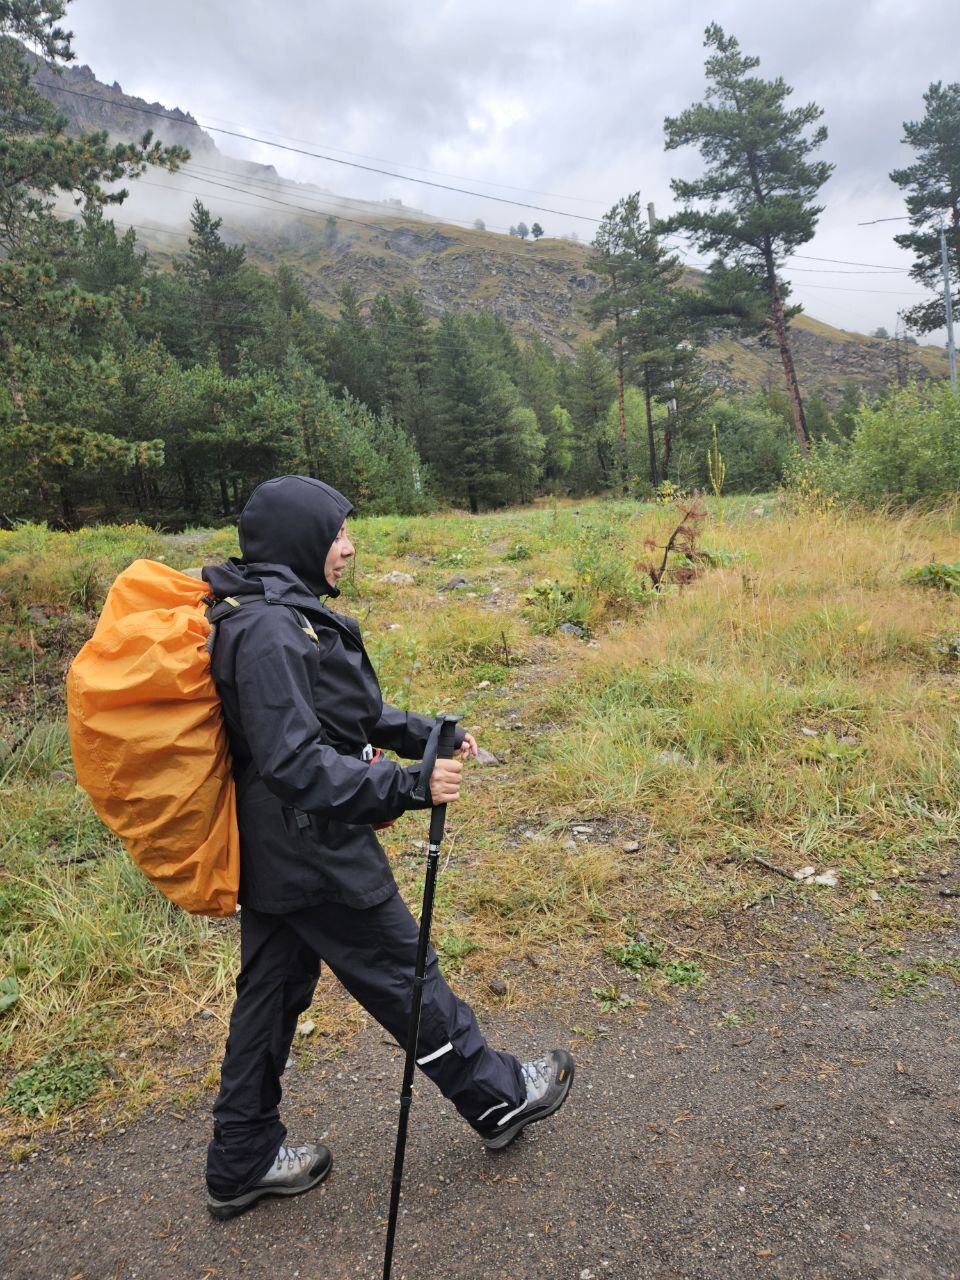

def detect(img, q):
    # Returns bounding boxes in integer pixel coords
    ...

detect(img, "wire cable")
[178,107,607,206]
[180,160,524,236]
[35,80,931,287]
[33,79,604,224]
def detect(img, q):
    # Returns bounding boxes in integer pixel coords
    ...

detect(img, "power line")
[176,175,926,294]
[36,77,934,288]
[33,79,604,224]
[781,266,912,276]
[788,252,906,271]
[792,282,929,296]
[180,108,607,207]
[180,160,523,236]
[183,160,919,272]
[135,172,581,269]
[112,217,191,240]
[138,175,401,236]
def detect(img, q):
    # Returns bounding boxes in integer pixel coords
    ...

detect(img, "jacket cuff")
[401,764,433,811]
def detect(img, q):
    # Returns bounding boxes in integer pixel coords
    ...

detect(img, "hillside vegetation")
[31,52,949,399]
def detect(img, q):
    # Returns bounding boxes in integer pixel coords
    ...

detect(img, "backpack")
[67,559,400,915]
[66,559,240,917]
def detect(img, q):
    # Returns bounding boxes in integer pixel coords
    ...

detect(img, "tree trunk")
[212,300,232,377]
[662,402,674,481]
[596,440,611,488]
[218,471,230,516]
[643,366,659,487]
[765,262,810,454]
[611,283,629,496]
[614,350,629,495]
[179,455,197,515]
[132,461,146,511]
[58,478,78,530]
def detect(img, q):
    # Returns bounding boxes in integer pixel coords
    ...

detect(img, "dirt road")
[2,965,958,1280]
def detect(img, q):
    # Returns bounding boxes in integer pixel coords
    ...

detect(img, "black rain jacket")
[201,476,461,913]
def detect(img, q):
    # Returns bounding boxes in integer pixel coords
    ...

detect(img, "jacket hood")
[236,475,354,597]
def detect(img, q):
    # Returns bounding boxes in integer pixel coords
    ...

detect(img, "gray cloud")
[65,0,959,337]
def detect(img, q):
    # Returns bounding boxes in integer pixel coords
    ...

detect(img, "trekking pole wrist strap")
[411,714,461,804]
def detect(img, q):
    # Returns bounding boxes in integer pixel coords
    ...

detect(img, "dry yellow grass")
[1,495,957,1139]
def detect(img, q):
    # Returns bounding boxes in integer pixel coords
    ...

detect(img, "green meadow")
[1,494,958,1143]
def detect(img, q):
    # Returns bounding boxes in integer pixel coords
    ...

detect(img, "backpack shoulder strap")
[205,594,320,651]
[284,606,320,647]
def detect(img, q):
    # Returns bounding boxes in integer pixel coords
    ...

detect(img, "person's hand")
[456,732,478,762]
[429,757,462,805]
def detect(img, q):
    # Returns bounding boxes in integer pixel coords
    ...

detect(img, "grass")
[1,493,958,1138]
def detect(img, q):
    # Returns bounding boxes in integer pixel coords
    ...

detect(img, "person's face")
[324,521,355,588]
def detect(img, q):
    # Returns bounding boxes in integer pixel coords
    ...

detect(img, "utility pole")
[940,218,958,390]
[859,215,956,390]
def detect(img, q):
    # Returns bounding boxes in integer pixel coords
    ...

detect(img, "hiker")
[201,475,574,1220]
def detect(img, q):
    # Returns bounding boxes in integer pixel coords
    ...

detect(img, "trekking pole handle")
[428,714,460,847]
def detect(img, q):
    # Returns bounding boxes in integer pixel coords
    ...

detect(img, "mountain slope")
[31,53,950,399]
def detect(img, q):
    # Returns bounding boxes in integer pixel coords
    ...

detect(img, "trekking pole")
[382,713,460,1280]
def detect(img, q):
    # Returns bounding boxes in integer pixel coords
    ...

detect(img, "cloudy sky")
[65,0,958,341]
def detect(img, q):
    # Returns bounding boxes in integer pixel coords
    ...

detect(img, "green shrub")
[504,541,533,561]
[851,384,960,504]
[802,383,960,507]
[525,579,589,634]
[905,561,960,592]
[673,397,792,493]
[463,661,509,685]
[604,934,708,988]
[662,960,706,986]
[438,934,477,974]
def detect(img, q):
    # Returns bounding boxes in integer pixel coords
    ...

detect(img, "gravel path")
[2,966,958,1280]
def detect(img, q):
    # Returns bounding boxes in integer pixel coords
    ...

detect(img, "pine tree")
[369,293,401,415]
[392,289,436,453]
[326,284,379,409]
[153,358,299,517]
[280,264,333,370]
[0,1,185,523]
[890,82,960,334]
[664,24,833,454]
[516,338,570,490]
[429,314,535,510]
[587,193,692,486]
[586,209,630,491]
[565,343,616,494]
[72,206,148,295]
[173,201,252,375]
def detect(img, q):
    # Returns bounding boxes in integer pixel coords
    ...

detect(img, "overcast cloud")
[64,0,959,340]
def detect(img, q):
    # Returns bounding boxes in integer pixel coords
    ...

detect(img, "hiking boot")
[206,1142,332,1220]
[478,1049,575,1151]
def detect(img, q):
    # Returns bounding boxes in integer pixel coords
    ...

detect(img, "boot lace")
[521,1056,551,1102]
[274,1144,309,1172]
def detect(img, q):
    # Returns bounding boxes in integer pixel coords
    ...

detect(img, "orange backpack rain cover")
[66,559,239,916]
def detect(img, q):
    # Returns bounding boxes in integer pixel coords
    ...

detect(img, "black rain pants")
[206,890,526,1194]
